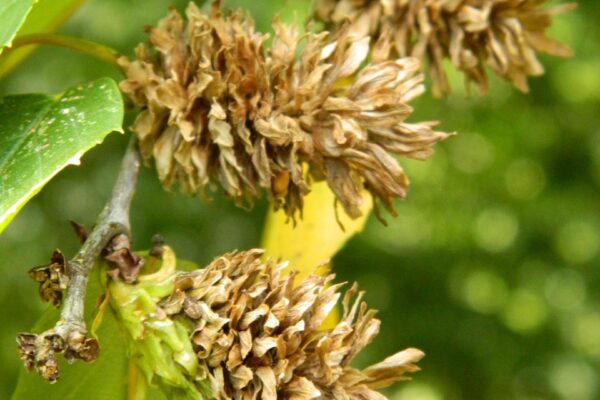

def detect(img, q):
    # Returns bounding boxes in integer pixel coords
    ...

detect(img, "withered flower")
[17,329,99,383]
[314,0,576,96]
[28,250,69,307]
[110,247,424,399]
[118,1,449,221]
[19,243,107,382]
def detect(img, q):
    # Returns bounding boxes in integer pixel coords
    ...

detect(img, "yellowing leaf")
[261,180,372,279]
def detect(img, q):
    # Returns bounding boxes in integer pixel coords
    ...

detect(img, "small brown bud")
[150,234,165,258]
[70,220,89,244]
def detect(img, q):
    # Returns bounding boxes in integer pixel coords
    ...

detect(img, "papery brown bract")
[104,234,144,283]
[118,1,449,222]
[314,0,576,96]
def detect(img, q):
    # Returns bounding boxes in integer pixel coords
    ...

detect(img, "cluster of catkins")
[19,0,574,397]
[119,0,573,218]
[115,0,572,395]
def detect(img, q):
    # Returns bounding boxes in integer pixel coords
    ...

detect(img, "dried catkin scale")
[118,1,450,223]
[109,247,424,400]
[313,0,576,97]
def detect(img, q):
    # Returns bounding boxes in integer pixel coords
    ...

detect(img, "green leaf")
[11,267,129,400]
[0,77,124,234]
[0,0,35,54]
[223,0,309,32]
[0,0,84,78]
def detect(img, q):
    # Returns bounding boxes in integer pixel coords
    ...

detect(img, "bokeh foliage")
[0,0,599,399]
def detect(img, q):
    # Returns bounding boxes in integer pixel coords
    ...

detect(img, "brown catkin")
[313,0,576,96]
[159,249,424,399]
[118,1,450,222]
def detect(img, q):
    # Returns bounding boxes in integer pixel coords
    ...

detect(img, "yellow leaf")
[260,181,372,327]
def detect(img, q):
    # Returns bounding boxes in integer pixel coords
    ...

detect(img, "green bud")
[109,247,210,399]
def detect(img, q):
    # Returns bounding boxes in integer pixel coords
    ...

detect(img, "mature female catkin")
[118,1,450,222]
[110,247,424,400]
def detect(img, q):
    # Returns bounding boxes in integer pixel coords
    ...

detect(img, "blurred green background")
[1,0,599,398]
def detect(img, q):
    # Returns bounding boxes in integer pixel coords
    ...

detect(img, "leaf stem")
[17,138,141,382]
[6,33,122,67]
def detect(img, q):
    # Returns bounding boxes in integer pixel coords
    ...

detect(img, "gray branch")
[60,138,140,328]
[17,138,141,382]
